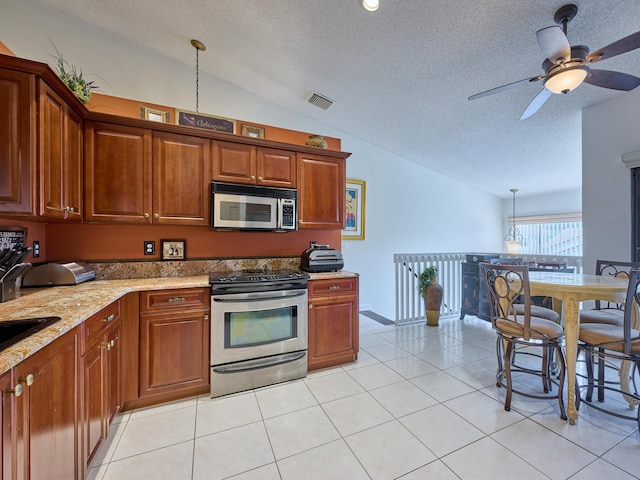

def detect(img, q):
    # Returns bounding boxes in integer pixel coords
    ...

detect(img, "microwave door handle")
[213,290,307,303]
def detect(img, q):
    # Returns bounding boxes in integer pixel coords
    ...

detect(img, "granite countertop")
[0,271,357,375]
[0,276,209,375]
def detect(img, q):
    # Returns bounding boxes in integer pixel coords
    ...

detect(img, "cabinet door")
[1,370,13,480]
[212,141,256,184]
[81,341,103,468]
[152,131,211,225]
[297,153,345,229]
[84,122,152,223]
[0,70,36,215]
[14,329,79,480]
[105,323,122,426]
[256,148,296,187]
[39,81,83,222]
[139,309,209,398]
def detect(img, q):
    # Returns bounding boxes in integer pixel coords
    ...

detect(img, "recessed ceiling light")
[361,0,380,12]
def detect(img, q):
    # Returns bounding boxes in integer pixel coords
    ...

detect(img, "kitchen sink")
[0,317,61,352]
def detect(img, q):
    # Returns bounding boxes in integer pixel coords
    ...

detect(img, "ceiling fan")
[468,4,640,120]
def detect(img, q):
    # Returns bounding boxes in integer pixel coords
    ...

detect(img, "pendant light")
[190,39,206,112]
[505,188,523,254]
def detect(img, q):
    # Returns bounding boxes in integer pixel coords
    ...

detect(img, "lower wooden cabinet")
[1,369,12,480]
[138,289,210,404]
[307,277,359,371]
[80,301,122,471]
[14,328,80,480]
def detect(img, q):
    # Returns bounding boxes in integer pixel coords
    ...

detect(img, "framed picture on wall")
[161,239,186,260]
[342,179,366,240]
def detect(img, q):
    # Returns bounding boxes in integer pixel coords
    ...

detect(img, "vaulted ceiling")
[37,0,640,198]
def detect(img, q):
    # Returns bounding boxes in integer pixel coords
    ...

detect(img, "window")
[511,213,582,256]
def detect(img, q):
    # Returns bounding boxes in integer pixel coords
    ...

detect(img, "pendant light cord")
[195,46,200,112]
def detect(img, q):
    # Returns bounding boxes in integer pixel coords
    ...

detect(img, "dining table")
[527,271,630,424]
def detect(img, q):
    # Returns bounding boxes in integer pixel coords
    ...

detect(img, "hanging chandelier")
[505,188,523,254]
[190,39,206,112]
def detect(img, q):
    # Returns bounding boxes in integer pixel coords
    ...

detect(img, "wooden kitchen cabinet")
[39,80,83,221]
[297,152,345,229]
[80,301,122,471]
[13,327,80,480]
[84,123,211,225]
[307,277,359,371]
[1,370,13,480]
[138,288,210,405]
[212,140,296,188]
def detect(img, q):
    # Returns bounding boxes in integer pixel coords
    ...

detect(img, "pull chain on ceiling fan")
[468,4,640,120]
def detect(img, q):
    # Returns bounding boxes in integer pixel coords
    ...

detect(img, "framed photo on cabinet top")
[342,179,365,240]
[139,105,170,123]
[240,123,265,139]
[161,239,186,260]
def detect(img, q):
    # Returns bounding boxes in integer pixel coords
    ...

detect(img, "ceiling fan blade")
[520,88,552,120]
[585,69,640,91]
[468,75,544,101]
[588,30,640,63]
[537,26,571,64]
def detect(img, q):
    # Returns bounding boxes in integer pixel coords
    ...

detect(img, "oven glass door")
[214,193,277,229]
[211,289,308,365]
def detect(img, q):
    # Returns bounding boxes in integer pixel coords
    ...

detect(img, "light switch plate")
[144,241,155,255]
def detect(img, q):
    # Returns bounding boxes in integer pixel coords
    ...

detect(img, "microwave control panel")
[279,198,296,229]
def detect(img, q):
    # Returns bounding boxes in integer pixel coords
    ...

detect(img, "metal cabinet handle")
[250,175,256,181]
[24,374,34,386]
[153,213,159,219]
[309,304,313,309]
[329,285,340,290]
[257,176,263,182]
[102,313,115,322]
[8,384,23,397]
[168,297,186,303]
[106,339,115,351]
[144,213,150,218]
[68,206,75,213]
[204,314,209,320]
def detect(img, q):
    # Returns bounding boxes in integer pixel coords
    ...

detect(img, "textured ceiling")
[37,0,640,198]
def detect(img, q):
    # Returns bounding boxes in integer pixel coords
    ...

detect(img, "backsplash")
[88,257,301,280]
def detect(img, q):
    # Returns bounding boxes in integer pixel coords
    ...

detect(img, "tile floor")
[88,315,640,480]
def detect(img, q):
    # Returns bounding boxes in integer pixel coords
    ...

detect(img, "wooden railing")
[393,252,583,325]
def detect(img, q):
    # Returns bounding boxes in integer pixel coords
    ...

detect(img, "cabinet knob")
[309,304,313,309]
[329,285,340,290]
[204,314,209,320]
[144,213,150,219]
[102,313,115,322]
[153,213,159,219]
[257,176,263,182]
[168,297,186,303]
[8,384,23,397]
[250,175,256,181]
[24,373,35,386]
[68,206,75,213]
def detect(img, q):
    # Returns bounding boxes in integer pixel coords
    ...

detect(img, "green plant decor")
[53,48,98,104]
[418,266,438,297]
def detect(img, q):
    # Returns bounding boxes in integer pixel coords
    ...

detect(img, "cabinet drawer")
[140,288,210,313]
[309,278,357,297]
[82,300,121,352]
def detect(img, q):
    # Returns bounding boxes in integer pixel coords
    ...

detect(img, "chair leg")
[555,345,567,420]
[585,350,595,402]
[495,336,504,388]
[597,348,606,402]
[504,341,514,412]
[541,347,550,393]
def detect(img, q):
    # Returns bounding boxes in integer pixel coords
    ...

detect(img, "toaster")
[300,242,344,273]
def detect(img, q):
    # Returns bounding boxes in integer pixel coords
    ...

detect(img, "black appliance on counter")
[300,242,344,273]
[0,243,33,303]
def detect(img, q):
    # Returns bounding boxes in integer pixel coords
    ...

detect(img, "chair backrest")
[595,260,640,310]
[621,269,640,355]
[480,263,534,340]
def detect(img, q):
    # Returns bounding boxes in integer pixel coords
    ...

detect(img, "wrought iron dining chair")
[579,260,640,326]
[480,263,567,419]
[576,268,640,429]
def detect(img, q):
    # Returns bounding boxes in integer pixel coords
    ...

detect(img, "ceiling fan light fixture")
[544,65,589,94]
[360,0,380,12]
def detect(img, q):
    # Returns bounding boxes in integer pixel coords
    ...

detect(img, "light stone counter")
[307,271,359,280]
[0,276,209,375]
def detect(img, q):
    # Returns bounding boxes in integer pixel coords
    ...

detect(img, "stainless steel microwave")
[211,182,297,231]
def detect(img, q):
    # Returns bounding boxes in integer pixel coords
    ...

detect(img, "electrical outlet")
[144,241,155,255]
[32,240,40,258]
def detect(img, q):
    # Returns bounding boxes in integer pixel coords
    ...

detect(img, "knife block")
[0,280,16,303]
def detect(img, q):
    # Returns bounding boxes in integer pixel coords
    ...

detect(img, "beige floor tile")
[226,463,281,480]
[128,396,197,420]
[321,392,394,436]
[602,434,640,478]
[444,390,525,434]
[193,422,274,480]
[346,362,404,390]
[385,355,439,378]
[401,404,484,457]
[111,406,196,461]
[195,391,262,438]
[442,436,548,479]
[263,405,340,459]
[369,380,438,418]
[364,343,412,362]
[345,420,436,480]
[304,370,365,403]
[254,380,317,419]
[359,333,391,349]
[103,441,193,480]
[410,370,475,402]
[278,439,369,480]
[396,460,460,479]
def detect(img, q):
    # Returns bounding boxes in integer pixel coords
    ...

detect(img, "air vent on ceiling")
[306,91,334,110]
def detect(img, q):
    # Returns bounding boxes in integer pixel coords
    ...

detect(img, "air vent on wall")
[306,91,334,110]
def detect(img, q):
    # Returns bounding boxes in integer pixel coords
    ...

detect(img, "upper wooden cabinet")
[0,70,36,216]
[212,140,296,188]
[39,80,83,221]
[84,123,210,225]
[297,152,345,229]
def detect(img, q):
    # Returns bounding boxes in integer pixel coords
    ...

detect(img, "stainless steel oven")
[210,271,309,397]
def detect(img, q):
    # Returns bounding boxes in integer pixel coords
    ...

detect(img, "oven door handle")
[213,290,307,303]
[212,351,306,374]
